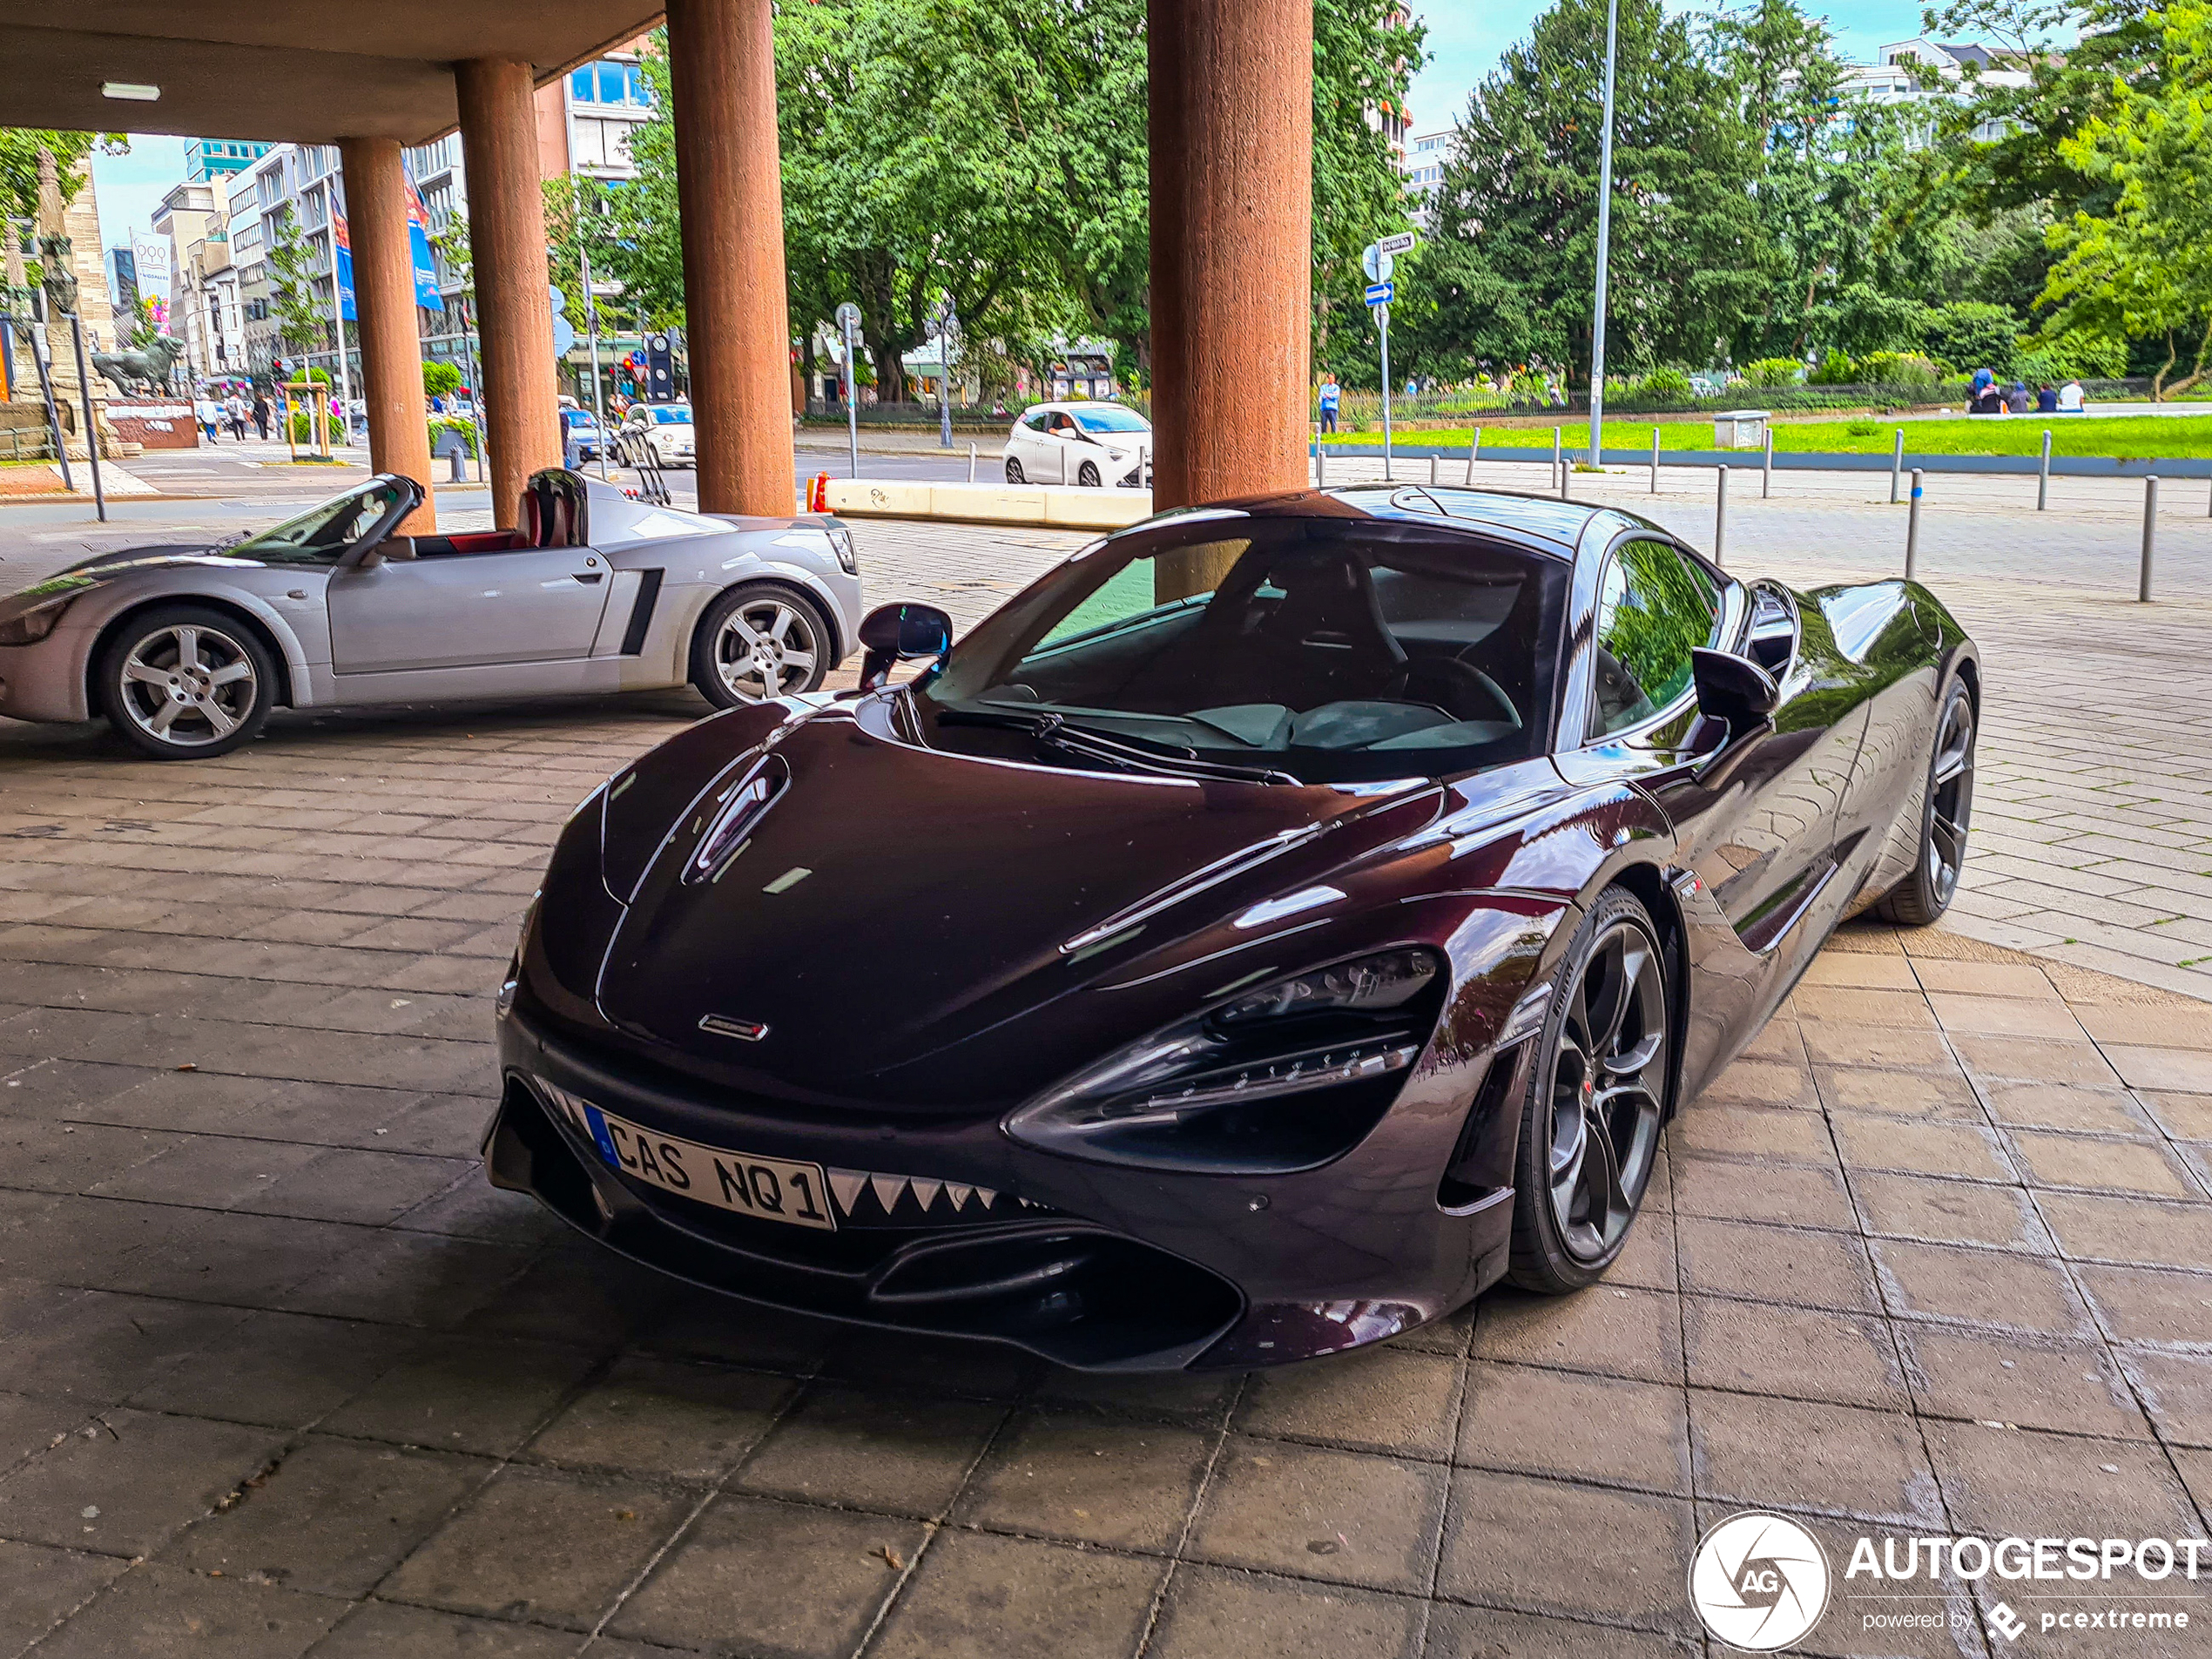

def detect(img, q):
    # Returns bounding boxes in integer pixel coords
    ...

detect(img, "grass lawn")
[1324,413,2212,461]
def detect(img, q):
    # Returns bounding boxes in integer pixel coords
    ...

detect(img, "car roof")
[1028,401,1145,416]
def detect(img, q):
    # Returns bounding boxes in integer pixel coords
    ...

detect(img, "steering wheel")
[1386,655,1521,729]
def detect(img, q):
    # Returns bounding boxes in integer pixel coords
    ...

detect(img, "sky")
[91,0,1946,287]
[1405,0,1943,132]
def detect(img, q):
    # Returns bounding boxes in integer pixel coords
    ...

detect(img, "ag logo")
[1689,1511,1831,1651]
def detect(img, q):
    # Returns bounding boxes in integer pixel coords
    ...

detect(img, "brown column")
[457,57,561,530]
[1149,0,1312,592]
[338,138,435,535]
[667,0,797,518]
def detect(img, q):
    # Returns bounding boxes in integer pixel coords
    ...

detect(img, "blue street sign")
[1365,281,1394,307]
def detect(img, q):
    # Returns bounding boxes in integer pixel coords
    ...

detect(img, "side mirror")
[858,603,954,691]
[1691,647,1780,731]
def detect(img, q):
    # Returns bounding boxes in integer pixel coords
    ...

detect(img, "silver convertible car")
[0,469,863,759]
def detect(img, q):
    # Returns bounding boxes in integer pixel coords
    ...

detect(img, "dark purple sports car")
[487,484,1977,1370]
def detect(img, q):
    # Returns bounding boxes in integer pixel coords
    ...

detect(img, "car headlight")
[1004,947,1442,1173]
[0,593,80,646]
[827,527,858,575]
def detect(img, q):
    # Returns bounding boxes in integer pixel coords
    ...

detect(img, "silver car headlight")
[0,592,83,646]
[827,527,858,575]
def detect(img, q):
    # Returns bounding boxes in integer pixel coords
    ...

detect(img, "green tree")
[1403,0,1762,388]
[422,359,463,398]
[2036,1,2212,395]
[0,130,127,223]
[264,213,326,367]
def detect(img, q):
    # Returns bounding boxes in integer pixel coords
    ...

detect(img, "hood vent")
[685,754,791,886]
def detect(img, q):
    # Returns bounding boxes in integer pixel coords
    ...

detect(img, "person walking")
[195,392,221,443]
[225,393,248,441]
[252,392,272,440]
[1318,373,1340,435]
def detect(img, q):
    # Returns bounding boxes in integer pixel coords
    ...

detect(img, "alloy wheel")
[115,623,260,749]
[1543,918,1668,1264]
[712,597,820,702]
[1926,693,1974,906]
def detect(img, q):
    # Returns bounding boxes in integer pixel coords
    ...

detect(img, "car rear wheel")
[691,584,833,709]
[1004,456,1026,484]
[1077,461,1102,488]
[1877,677,1975,926]
[98,604,276,761]
[1507,887,1670,1294]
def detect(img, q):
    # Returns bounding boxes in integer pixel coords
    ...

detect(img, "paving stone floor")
[2,501,2212,1655]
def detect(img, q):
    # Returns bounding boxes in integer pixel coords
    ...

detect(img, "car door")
[1009,410,1051,479]
[327,543,614,676]
[1554,535,1866,1064]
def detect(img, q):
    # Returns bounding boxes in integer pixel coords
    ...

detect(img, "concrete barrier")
[824,477,1152,529]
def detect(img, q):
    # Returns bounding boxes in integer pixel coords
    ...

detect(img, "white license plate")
[567,1098,836,1231]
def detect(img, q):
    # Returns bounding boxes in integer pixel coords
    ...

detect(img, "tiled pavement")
[1,505,2211,1655]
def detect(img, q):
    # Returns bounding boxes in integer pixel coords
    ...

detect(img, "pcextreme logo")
[1689,1512,1832,1652]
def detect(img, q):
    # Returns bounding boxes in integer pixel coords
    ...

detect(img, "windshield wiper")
[936,705,1299,786]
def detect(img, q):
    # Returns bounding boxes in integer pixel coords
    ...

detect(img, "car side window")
[1588,538,1719,740]
[1021,411,1049,433]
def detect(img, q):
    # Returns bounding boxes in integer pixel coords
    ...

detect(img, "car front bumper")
[488,999,1527,1371]
[0,622,98,724]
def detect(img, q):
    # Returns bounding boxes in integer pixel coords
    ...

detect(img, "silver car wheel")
[116,623,259,748]
[712,597,819,702]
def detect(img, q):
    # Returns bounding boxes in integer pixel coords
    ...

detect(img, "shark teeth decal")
[868,1172,907,1213]
[813,1169,1028,1219]
[826,1169,868,1215]
[909,1177,943,1211]
[944,1183,974,1211]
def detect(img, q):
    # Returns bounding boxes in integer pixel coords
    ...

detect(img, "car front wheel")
[691,584,833,709]
[1507,887,1670,1294]
[98,604,276,760]
[1077,460,1102,488]
[1004,456,1026,484]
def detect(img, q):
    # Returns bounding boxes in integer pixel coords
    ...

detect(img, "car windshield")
[915,515,1566,785]
[226,481,407,566]
[650,408,691,425]
[1071,407,1149,435]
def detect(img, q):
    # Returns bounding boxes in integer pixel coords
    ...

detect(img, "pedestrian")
[2035,383,2059,414]
[1318,373,1340,435]
[252,392,272,439]
[195,392,220,443]
[1970,365,1994,401]
[1968,380,2004,416]
[226,392,248,441]
[2006,380,2031,415]
[2057,377,2086,412]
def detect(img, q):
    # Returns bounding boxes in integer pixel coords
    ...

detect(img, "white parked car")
[617,403,697,469]
[1003,401,1151,489]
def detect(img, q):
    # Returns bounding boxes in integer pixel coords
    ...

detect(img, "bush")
[1845,421,1882,436]
[1921,302,2023,375]
[1635,367,1692,398]
[1852,351,1942,393]
[1742,357,1804,388]
[422,360,463,399]
[1804,348,1856,385]
[2014,333,2128,384]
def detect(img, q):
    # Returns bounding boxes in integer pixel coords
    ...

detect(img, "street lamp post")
[933,294,957,451]
[579,240,608,480]
[1586,0,1622,466]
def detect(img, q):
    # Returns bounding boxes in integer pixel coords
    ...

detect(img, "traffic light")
[644,331,676,402]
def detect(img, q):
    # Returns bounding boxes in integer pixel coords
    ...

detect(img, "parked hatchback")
[1003,401,1151,489]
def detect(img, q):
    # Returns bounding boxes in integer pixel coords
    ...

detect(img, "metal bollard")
[1429,453,1438,487]
[1316,436,1326,489]
[1467,428,1480,484]
[1552,426,1562,485]
[1559,453,1571,500]
[1715,468,1729,566]
[1891,429,1905,503]
[1905,469,1924,578]
[968,442,977,484]
[2037,429,2051,511]
[1650,426,1660,494]
[2141,475,2158,602]
[1763,429,1774,498]
[448,448,466,483]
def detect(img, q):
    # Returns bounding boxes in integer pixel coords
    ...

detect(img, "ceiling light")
[101,82,161,103]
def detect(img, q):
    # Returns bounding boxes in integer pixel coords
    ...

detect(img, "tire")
[690,584,833,709]
[1876,676,1976,926]
[1004,456,1026,484]
[1507,887,1671,1294]
[98,604,276,761]
[1077,461,1102,489]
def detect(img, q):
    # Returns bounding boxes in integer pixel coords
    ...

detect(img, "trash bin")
[1713,409,1770,449]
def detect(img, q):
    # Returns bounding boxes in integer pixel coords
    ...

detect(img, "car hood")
[592,703,1443,1109]
[0,545,254,613]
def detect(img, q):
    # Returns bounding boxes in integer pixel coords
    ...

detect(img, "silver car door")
[327,547,613,675]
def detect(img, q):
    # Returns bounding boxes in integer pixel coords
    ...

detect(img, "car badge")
[698,1014,770,1042]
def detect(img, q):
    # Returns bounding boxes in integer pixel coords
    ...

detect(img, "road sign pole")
[836,302,862,479]
[1379,304,1393,482]
[1586,0,1621,466]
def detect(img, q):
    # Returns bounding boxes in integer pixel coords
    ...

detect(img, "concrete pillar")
[457,57,561,530]
[1149,0,1312,597]
[338,138,435,535]
[667,0,797,517]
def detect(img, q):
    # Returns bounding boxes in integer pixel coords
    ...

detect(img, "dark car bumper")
[489,1002,1527,1371]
